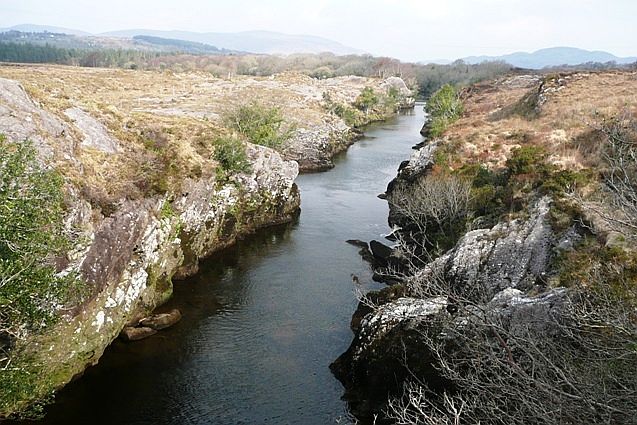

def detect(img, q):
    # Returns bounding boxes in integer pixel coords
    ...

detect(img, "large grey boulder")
[412,196,554,300]
[64,107,119,153]
[333,287,570,420]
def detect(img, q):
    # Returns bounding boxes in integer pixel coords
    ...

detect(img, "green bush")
[213,135,251,178]
[223,102,293,149]
[0,136,79,338]
[425,84,464,137]
[354,86,379,113]
[506,146,548,175]
[334,103,365,127]
[309,66,334,79]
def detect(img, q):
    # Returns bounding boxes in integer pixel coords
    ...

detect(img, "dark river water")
[29,105,425,425]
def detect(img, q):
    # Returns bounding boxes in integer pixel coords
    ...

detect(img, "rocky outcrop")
[333,285,570,420]
[332,197,567,420]
[283,118,355,172]
[380,77,416,109]
[23,144,299,409]
[279,75,414,172]
[413,196,554,300]
[387,141,438,192]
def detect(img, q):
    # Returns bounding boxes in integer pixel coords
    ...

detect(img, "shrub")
[506,145,548,175]
[389,173,472,253]
[425,84,464,137]
[334,104,365,127]
[213,135,251,178]
[309,66,334,79]
[223,102,294,149]
[353,86,379,114]
[597,110,637,235]
[0,136,80,340]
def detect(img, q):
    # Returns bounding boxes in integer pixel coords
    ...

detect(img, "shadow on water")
[20,105,426,425]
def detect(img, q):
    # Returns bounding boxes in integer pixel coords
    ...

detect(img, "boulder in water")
[120,326,157,342]
[139,309,182,330]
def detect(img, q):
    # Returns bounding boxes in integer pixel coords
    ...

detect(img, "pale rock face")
[409,197,554,300]
[0,77,72,157]
[64,107,119,153]
[354,297,447,360]
[284,119,352,172]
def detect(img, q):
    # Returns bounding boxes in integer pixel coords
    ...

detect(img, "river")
[29,104,425,425]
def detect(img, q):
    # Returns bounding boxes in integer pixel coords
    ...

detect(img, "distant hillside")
[0,24,90,36]
[101,29,364,55]
[132,35,236,54]
[463,47,637,69]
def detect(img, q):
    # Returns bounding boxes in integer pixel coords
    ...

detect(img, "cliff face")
[0,74,301,415]
[0,64,415,416]
[22,146,299,415]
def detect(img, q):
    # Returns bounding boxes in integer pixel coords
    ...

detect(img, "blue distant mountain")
[463,47,637,69]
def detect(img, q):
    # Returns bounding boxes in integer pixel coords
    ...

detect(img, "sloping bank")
[332,73,637,424]
[0,67,414,417]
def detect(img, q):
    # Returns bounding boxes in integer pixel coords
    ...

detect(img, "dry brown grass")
[443,70,637,171]
[0,64,385,206]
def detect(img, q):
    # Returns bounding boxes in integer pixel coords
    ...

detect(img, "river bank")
[332,72,637,424]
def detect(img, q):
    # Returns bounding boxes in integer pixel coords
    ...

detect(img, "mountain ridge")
[99,28,364,55]
[462,46,637,69]
[0,24,363,55]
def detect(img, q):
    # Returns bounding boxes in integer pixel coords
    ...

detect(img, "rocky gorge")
[0,65,413,417]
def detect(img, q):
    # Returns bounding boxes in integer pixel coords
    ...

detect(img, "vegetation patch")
[213,135,251,180]
[424,84,464,137]
[323,86,402,128]
[223,102,294,150]
[0,136,84,417]
[0,136,81,338]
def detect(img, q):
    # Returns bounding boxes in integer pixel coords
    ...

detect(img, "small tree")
[597,110,637,235]
[223,102,294,149]
[425,84,464,137]
[213,135,251,180]
[354,87,379,115]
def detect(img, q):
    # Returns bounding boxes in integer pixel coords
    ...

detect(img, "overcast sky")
[1,0,636,61]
